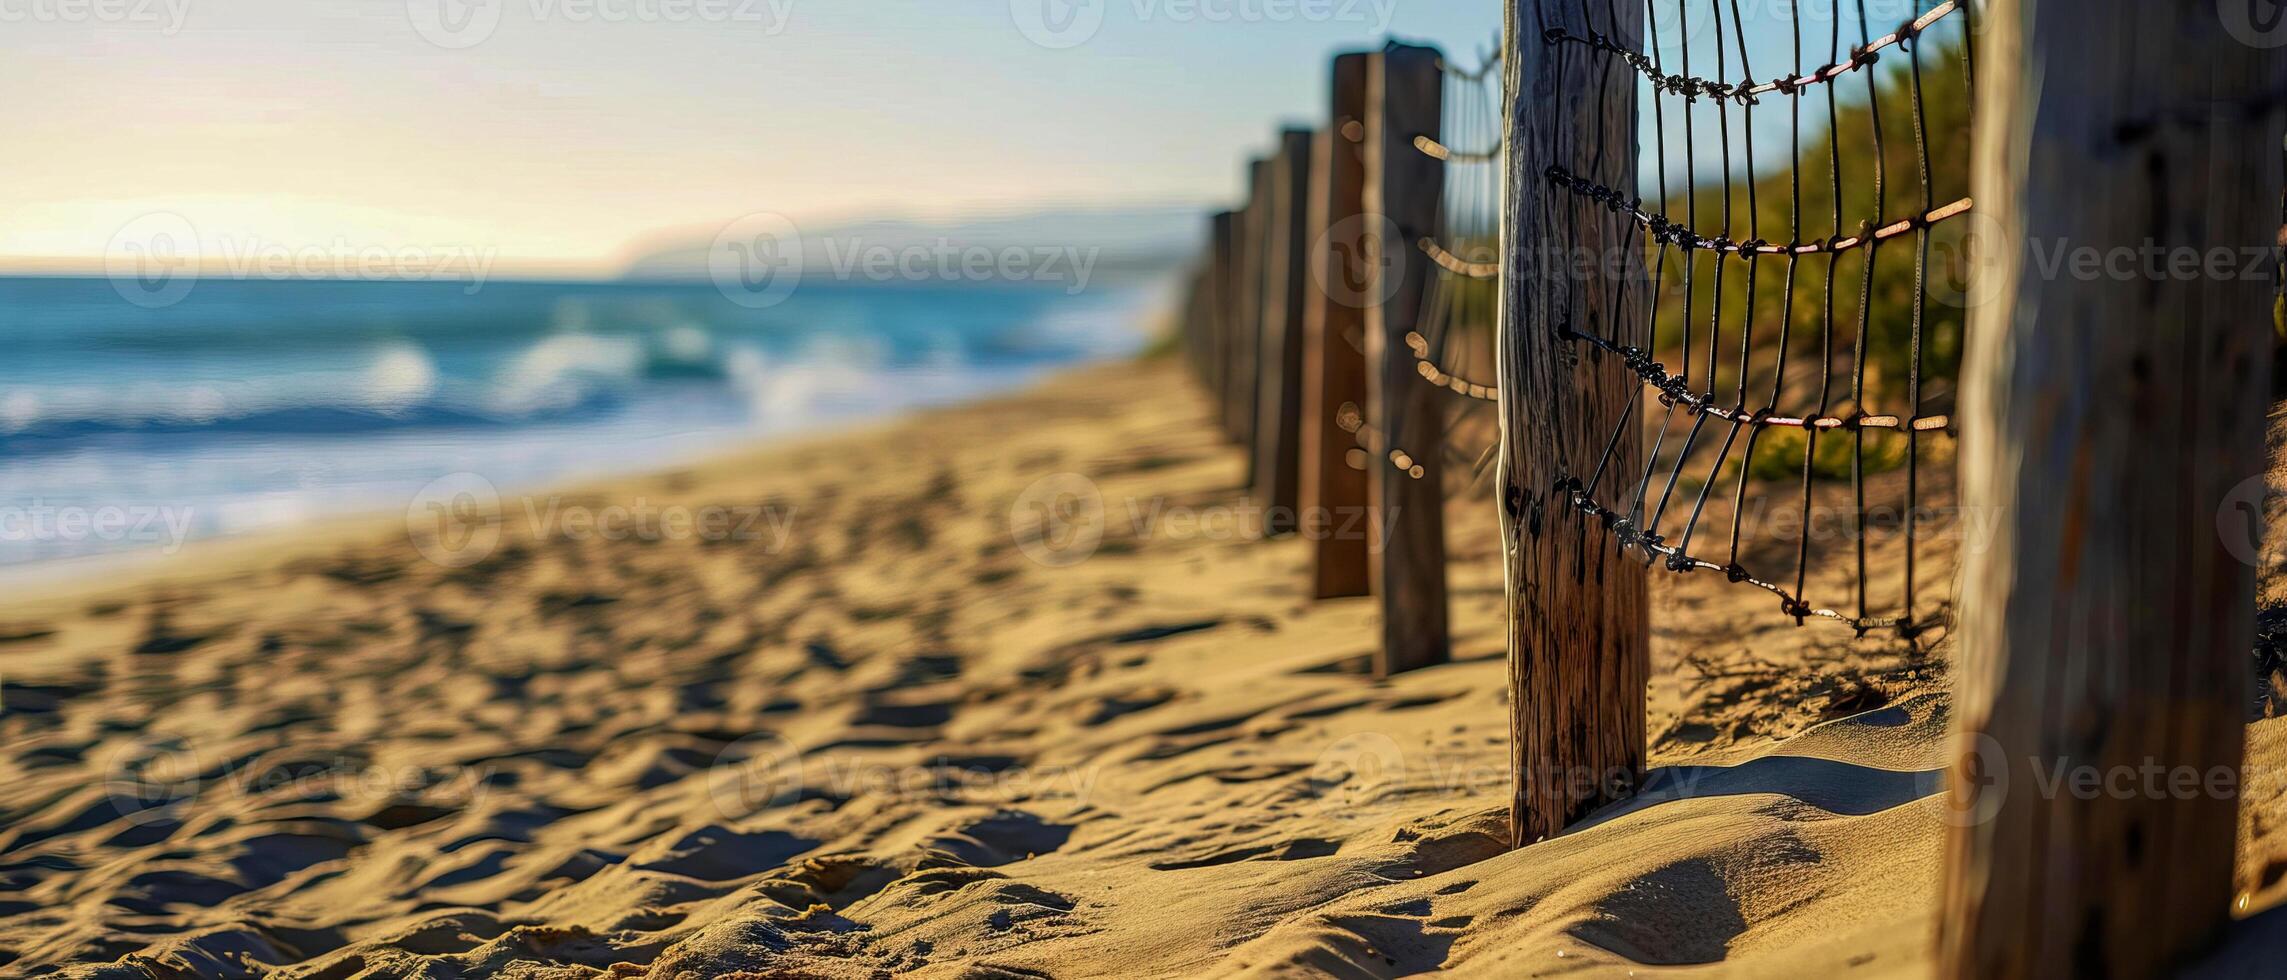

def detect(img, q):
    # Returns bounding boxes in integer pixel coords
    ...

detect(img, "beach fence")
[1174,2,2282,974]
[1180,42,1479,679]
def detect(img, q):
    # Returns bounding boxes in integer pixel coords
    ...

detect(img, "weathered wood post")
[1365,44,1451,679]
[1939,3,2283,976]
[1234,157,1271,466]
[1254,129,1317,537]
[1183,259,1208,386]
[1301,52,1375,599]
[1227,162,1270,456]
[1194,261,1214,387]
[1209,210,1240,441]
[1498,2,1650,847]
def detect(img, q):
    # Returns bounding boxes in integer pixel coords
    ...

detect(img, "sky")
[0,0,1507,278]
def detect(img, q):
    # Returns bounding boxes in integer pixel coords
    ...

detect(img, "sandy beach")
[4,356,2287,978]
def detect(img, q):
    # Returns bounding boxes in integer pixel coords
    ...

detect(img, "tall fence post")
[1195,258,1217,392]
[1254,129,1317,537]
[1939,3,2282,976]
[1498,2,1649,846]
[1209,210,1239,441]
[1365,44,1450,679]
[1227,161,1269,458]
[1302,52,1375,599]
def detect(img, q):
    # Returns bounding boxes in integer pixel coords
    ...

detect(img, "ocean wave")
[0,327,772,454]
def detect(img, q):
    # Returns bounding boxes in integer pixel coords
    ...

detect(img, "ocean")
[0,275,1160,570]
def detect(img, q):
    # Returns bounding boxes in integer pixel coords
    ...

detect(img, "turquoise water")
[0,276,1158,568]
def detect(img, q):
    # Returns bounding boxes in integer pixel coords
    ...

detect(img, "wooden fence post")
[1254,129,1317,537]
[1182,258,1208,387]
[1939,3,2282,976]
[1194,261,1214,388]
[1227,162,1269,456]
[1301,52,1375,599]
[1365,44,1450,679]
[1209,210,1239,440]
[1498,2,1650,847]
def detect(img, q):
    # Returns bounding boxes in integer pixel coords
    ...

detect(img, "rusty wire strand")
[1543,0,1958,105]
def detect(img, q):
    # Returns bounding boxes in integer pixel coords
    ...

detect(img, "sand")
[4,357,2286,978]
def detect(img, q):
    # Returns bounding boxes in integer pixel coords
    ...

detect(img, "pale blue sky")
[0,0,1500,274]
[0,0,1946,275]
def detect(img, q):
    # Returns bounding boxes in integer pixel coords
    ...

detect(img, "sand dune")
[4,359,2285,978]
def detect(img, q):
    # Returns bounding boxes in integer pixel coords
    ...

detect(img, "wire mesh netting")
[1539,0,1974,637]
[1353,42,1510,502]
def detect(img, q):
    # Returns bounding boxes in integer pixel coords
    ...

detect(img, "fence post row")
[1365,43,1452,680]
[1164,9,2287,977]
[1177,55,1454,680]
[1254,129,1317,537]
[1301,53,1375,600]
[1939,2,2283,976]
[1497,2,1650,847]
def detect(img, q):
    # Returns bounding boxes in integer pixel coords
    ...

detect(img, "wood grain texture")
[1301,54,1375,600]
[1366,44,1451,679]
[1940,2,2283,976]
[1227,161,1270,458]
[1183,257,1211,391]
[1498,2,1649,848]
[1254,130,1317,536]
[1209,210,1239,441]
